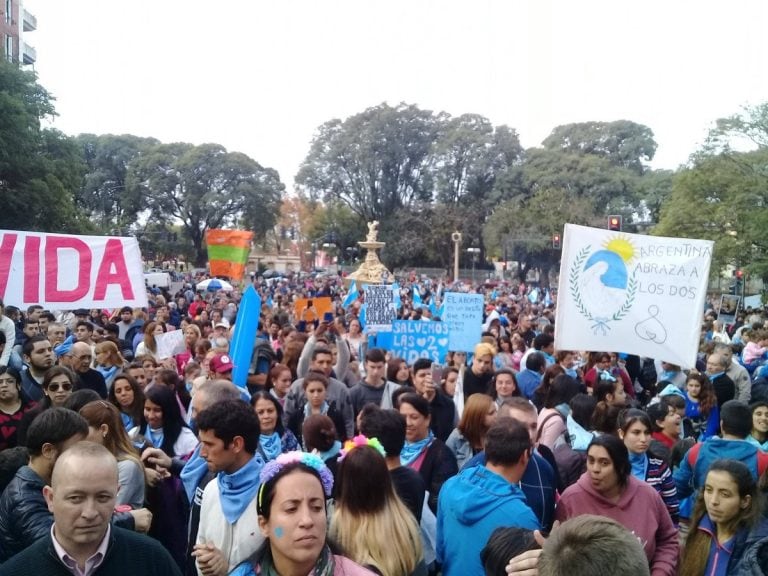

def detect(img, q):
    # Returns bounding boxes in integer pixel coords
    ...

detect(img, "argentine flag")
[343,281,358,309]
[528,288,539,303]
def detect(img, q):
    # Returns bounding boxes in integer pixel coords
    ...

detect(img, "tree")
[76,133,159,234]
[0,61,88,232]
[295,102,442,223]
[542,120,657,174]
[128,143,284,266]
[484,187,601,285]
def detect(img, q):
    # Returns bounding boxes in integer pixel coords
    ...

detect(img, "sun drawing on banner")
[569,234,638,335]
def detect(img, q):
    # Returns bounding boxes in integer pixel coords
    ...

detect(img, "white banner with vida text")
[0,230,148,309]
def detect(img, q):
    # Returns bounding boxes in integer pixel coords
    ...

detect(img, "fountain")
[347,221,393,285]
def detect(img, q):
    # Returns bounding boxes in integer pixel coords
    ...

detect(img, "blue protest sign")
[390,320,449,364]
[442,292,483,352]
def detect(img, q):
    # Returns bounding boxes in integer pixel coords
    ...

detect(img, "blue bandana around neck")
[660,370,679,382]
[320,440,342,462]
[400,430,435,467]
[708,372,725,381]
[148,428,164,449]
[180,444,208,503]
[304,401,329,418]
[218,453,265,524]
[260,432,282,461]
[629,451,649,481]
[96,364,118,383]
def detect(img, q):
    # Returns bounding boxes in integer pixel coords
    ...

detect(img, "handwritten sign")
[442,292,484,352]
[555,223,712,368]
[156,329,186,360]
[364,285,395,333]
[390,320,449,364]
[0,230,147,309]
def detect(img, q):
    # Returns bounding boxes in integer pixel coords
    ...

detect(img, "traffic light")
[736,269,744,279]
[552,234,561,249]
[608,215,622,231]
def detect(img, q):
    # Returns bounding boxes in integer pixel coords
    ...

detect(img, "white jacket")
[196,479,263,575]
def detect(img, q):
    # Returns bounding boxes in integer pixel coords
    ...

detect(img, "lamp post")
[467,247,480,284]
[452,232,462,282]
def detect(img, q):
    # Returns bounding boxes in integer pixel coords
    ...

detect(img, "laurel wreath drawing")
[569,245,637,334]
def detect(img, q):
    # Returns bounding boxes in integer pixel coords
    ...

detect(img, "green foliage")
[542,120,657,174]
[296,102,441,222]
[128,143,284,265]
[0,61,88,232]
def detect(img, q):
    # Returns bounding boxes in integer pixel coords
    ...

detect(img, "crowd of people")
[1,272,768,575]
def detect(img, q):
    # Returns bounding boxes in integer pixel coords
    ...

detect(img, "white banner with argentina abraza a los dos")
[555,224,713,368]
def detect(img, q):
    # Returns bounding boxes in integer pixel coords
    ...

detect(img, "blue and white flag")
[343,281,358,309]
[528,288,539,303]
[266,295,274,309]
[392,282,401,309]
[544,289,552,307]
[358,303,366,331]
[490,289,498,301]
[412,284,422,307]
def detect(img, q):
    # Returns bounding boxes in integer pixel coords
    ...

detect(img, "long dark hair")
[588,434,631,489]
[108,372,145,427]
[250,391,286,435]
[681,460,762,576]
[140,385,188,457]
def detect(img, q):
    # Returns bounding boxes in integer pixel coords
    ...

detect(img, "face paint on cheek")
[274,526,284,538]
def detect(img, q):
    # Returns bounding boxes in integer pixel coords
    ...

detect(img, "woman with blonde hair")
[446,393,497,468]
[79,399,146,508]
[94,340,126,389]
[330,438,426,576]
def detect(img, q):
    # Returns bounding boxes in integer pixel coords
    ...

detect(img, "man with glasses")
[60,341,107,398]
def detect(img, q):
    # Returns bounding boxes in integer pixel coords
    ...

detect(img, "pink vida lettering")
[0,233,135,303]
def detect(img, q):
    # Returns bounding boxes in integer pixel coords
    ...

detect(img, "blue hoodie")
[674,438,768,500]
[436,465,540,576]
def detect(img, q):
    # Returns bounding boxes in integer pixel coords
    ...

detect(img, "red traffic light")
[608,215,622,231]
[552,234,561,249]
[736,269,744,279]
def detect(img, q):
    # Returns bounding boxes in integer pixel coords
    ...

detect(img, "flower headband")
[257,451,334,513]
[339,434,386,461]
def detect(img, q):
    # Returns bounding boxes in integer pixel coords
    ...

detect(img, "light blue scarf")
[260,432,282,461]
[217,453,265,524]
[629,451,648,481]
[304,401,329,418]
[320,440,342,462]
[180,444,208,503]
[400,430,435,467]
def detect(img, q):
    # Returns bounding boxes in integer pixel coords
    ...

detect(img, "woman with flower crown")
[230,451,376,576]
[330,435,426,576]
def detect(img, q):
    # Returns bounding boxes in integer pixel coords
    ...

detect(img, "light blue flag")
[491,289,498,301]
[528,288,539,303]
[437,301,445,319]
[358,303,366,331]
[266,295,274,308]
[392,282,401,309]
[412,284,422,307]
[429,298,437,316]
[544,289,552,307]
[343,281,358,308]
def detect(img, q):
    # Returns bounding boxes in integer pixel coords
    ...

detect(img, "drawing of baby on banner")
[556,224,713,368]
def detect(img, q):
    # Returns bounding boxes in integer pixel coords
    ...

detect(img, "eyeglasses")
[74,355,92,361]
[47,383,73,392]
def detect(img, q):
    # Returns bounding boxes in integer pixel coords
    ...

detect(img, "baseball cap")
[214,319,230,329]
[210,353,234,374]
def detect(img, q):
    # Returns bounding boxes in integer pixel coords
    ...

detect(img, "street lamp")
[467,247,480,284]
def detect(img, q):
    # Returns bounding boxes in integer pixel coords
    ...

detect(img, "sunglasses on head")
[47,383,73,392]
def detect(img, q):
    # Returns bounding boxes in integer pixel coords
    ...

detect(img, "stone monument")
[347,221,393,285]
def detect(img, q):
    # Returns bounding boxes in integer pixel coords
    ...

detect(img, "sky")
[22,0,768,191]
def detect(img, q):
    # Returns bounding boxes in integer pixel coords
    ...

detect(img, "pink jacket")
[331,556,379,575]
[536,408,567,450]
[556,473,679,576]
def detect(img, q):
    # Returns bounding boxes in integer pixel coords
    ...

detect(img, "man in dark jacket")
[0,442,180,575]
[0,408,88,561]
[412,358,456,442]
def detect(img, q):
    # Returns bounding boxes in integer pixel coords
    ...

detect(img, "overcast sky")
[24,0,768,190]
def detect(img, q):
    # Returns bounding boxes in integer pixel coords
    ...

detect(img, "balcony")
[22,42,35,65]
[22,9,37,32]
